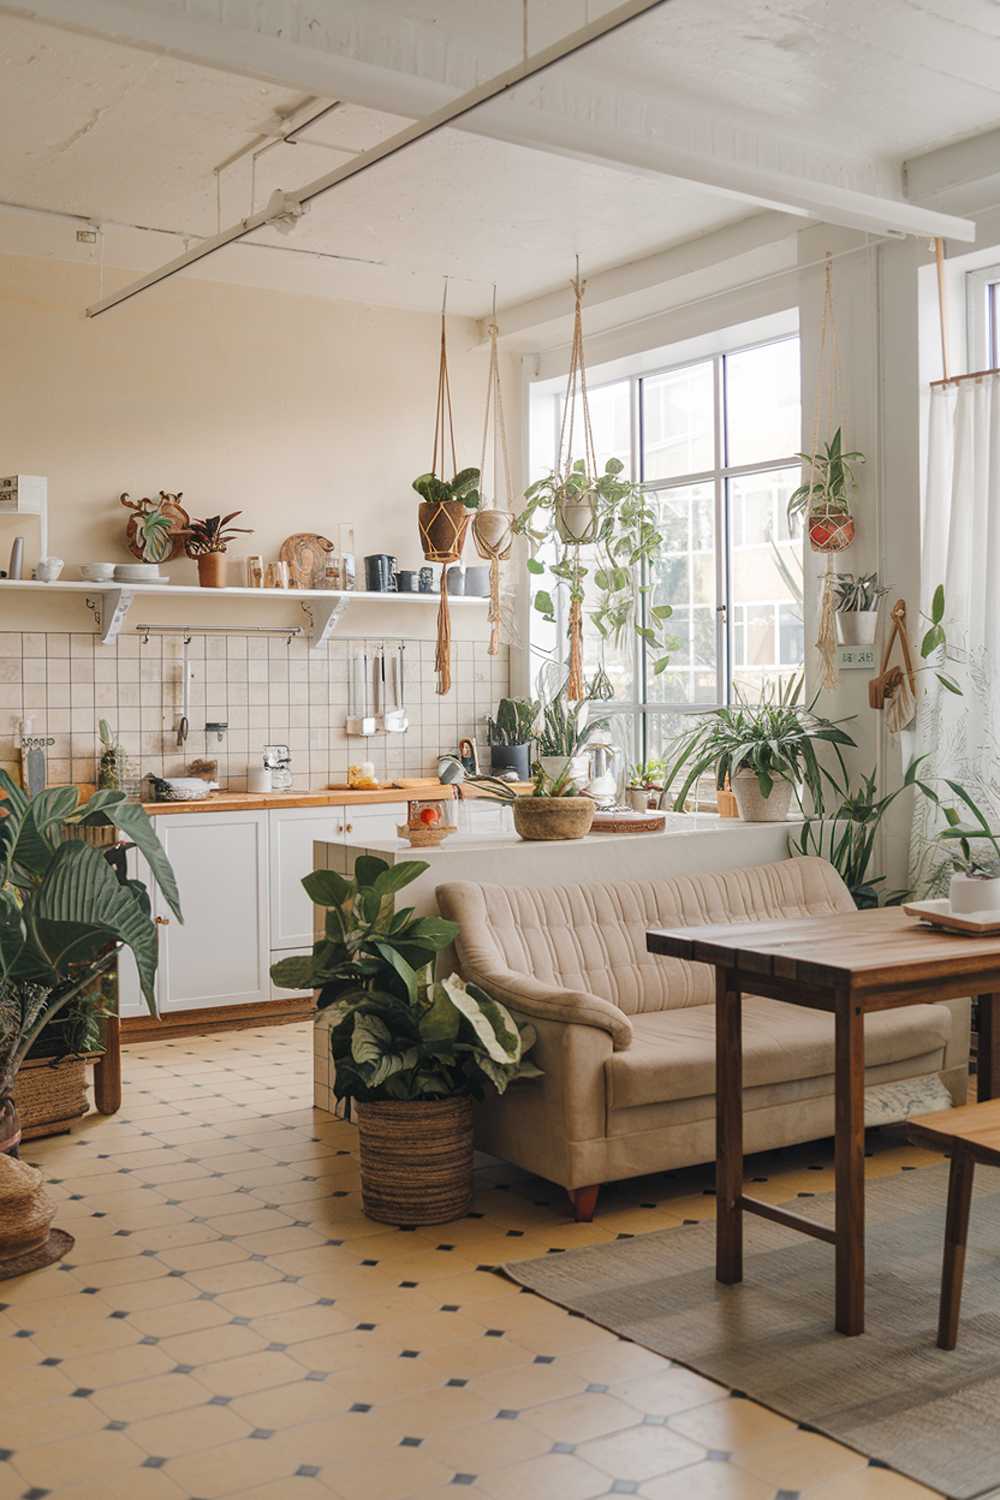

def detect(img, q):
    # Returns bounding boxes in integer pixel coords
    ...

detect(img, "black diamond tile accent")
[0,1448,12,1461]
[586,1383,608,1394]
[167,1269,185,1278]
[139,1336,159,1346]
[440,1305,459,1313]
[296,1465,321,1479]
[775,1492,801,1500]
[400,1281,418,1289]
[231,1317,251,1327]
[360,1259,379,1267]
[551,1443,576,1455]
[317,1298,335,1307]
[71,1388,93,1398]
[446,1379,467,1388]
[265,1343,287,1353]
[349,1403,371,1413]
[22,1488,49,1499]
[534,1355,555,1365]
[141,1249,157,1258]
[305,1371,327,1383]
[356,1322,376,1332]
[173,1364,194,1375]
[451,1475,477,1486]
[142,1457,167,1469]
[504,1229,524,1238]
[400,1350,419,1360]
[109,1310,129,1320]
[706,1449,731,1462]
[250,1429,273,1440]
[40,1357,62,1367]
[610,1482,638,1495]
[436,1244,455,1252]
[484,1329,504,1338]
[400,1437,423,1448]
[496,1409,519,1421]
[105,1420,128,1432]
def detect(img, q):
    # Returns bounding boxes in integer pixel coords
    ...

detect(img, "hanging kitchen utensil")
[176,635,191,748]
[473,288,516,658]
[418,281,473,696]
[385,642,408,734]
[869,598,917,732]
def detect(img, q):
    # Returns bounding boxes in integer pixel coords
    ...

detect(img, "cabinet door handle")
[155,916,171,927]
[345,823,353,833]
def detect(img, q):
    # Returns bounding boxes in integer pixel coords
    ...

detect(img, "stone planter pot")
[356,1097,473,1226]
[731,770,794,823]
[949,873,1000,916]
[627,787,650,813]
[836,609,880,647]
[491,743,531,781]
[418,500,471,564]
[197,553,227,588]
[513,797,594,841]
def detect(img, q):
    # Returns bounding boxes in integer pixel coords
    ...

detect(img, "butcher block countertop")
[141,785,457,816]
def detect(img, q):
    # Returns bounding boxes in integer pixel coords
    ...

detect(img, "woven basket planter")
[14,1056,94,1141]
[418,500,471,564]
[356,1097,473,1225]
[808,508,855,553]
[513,796,594,841]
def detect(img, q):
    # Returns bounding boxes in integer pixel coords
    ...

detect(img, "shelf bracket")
[85,586,135,646]
[300,597,348,648]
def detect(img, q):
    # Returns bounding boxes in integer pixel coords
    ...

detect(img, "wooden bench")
[907,1100,1000,1349]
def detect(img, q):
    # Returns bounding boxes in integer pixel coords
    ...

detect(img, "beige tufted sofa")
[436,857,970,1220]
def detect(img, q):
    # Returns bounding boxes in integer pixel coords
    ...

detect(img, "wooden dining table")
[646,906,1000,1336]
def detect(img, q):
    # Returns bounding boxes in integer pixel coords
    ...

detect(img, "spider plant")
[535,685,611,759]
[661,676,856,810]
[831,572,889,612]
[787,428,864,522]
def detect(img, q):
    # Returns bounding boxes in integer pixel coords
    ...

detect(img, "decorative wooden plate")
[591,810,667,833]
[279,533,334,590]
[903,899,1000,935]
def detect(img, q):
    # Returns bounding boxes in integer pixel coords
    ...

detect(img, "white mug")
[35,557,64,582]
[247,766,273,793]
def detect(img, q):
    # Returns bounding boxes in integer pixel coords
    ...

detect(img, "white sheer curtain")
[909,373,1000,891]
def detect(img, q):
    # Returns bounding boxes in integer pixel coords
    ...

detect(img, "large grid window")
[530,333,803,764]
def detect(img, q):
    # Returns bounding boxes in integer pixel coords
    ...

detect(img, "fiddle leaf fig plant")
[270,855,539,1110]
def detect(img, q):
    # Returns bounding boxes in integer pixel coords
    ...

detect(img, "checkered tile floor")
[0,1023,945,1500]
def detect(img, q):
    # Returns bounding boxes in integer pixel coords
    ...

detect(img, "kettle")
[586,742,620,809]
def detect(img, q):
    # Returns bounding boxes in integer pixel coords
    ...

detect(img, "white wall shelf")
[0,578,487,647]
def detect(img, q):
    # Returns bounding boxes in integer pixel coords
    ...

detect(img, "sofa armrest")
[466,963,633,1051]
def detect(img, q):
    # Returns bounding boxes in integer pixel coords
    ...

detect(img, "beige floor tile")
[91,1371,214,1422]
[126,1400,251,1457]
[59,1341,174,1390]
[611,1365,728,1417]
[192,1347,307,1397]
[61,1466,188,1500]
[476,1452,610,1500]
[641,1460,775,1499]
[421,1416,554,1472]
[520,1390,642,1443]
[215,1280,318,1317]
[126,1298,234,1339]
[669,1395,797,1450]
[577,1418,706,1481]
[732,1428,869,1487]
[807,1464,941,1497]
[158,1320,266,1366]
[10,1427,146,1490]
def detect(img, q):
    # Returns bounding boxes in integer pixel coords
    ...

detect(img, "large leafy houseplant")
[0,775,181,1146]
[272,855,538,1224]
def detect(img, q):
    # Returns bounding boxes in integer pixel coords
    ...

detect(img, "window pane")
[725,338,800,468]
[729,466,803,699]
[641,361,714,481]
[646,483,719,707]
[562,379,632,474]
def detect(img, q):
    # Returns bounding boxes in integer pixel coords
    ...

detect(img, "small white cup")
[247,766,273,793]
[36,557,64,582]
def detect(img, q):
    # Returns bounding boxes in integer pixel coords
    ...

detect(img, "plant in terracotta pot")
[487,697,537,781]
[787,428,864,554]
[270,856,538,1225]
[184,511,253,588]
[831,571,889,647]
[0,776,181,1167]
[413,469,481,563]
[661,677,856,824]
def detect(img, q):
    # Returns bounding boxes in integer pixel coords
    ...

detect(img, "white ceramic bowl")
[115,563,162,581]
[79,562,117,582]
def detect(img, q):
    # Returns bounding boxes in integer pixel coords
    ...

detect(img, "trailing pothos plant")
[270,856,539,1110]
[516,458,675,671]
[0,776,182,1104]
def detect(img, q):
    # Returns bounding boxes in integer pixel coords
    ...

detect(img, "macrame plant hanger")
[419,279,469,696]
[809,252,852,690]
[473,287,515,657]
[558,263,599,701]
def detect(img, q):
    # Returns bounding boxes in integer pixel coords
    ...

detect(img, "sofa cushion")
[439,856,854,1017]
[605,996,952,1111]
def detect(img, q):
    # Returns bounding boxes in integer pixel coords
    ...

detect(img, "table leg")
[835,994,865,1336]
[716,968,743,1285]
[94,1013,122,1115]
[975,995,1000,1100]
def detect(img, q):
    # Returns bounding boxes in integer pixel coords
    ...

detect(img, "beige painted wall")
[0,254,519,640]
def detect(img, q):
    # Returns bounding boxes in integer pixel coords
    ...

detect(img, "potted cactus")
[487,697,537,781]
[184,511,253,588]
[270,855,539,1225]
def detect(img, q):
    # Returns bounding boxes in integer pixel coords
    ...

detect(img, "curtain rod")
[135,624,304,639]
[930,366,1000,388]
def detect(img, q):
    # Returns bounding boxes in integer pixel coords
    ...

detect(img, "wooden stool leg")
[93,1013,122,1115]
[568,1186,600,1222]
[939,1147,976,1350]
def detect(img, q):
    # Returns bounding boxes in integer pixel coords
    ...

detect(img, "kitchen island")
[312,814,800,1111]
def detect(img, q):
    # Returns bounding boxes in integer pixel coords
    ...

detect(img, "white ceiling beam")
[2,0,976,244]
[904,126,1000,216]
[483,210,801,344]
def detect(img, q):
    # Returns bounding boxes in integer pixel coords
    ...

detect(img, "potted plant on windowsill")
[270,856,539,1226]
[931,784,1000,914]
[185,511,253,588]
[487,697,537,782]
[832,571,889,647]
[661,677,856,824]
[535,685,610,790]
[459,763,597,841]
[787,428,864,554]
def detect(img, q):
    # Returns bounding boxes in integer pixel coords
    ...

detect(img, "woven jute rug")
[507,1163,1000,1500]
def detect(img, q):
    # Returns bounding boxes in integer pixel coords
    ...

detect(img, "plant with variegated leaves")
[269,855,540,1110]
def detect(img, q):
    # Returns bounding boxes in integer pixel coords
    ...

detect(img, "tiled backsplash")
[0,630,509,790]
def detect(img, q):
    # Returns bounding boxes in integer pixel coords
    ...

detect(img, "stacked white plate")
[114,563,169,584]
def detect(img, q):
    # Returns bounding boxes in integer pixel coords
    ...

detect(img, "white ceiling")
[1,1,1000,322]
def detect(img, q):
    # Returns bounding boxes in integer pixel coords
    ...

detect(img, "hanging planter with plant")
[472,300,516,657]
[412,284,481,694]
[832,571,888,647]
[514,269,673,699]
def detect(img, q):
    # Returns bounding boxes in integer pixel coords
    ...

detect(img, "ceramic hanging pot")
[419,500,471,564]
[808,507,855,553]
[472,508,514,558]
[835,609,880,647]
[555,491,599,546]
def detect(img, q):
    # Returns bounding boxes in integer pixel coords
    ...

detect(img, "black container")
[490,743,531,781]
[364,553,398,592]
[397,569,419,593]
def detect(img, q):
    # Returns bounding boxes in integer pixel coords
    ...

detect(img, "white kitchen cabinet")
[117,845,157,1020]
[150,810,270,1013]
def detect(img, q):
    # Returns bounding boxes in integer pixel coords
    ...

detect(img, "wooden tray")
[591,810,667,834]
[903,898,1000,935]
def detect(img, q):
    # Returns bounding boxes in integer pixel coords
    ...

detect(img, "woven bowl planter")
[731,770,794,824]
[356,1097,473,1226]
[513,796,595,842]
[14,1056,93,1141]
[808,509,855,553]
[418,500,471,564]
